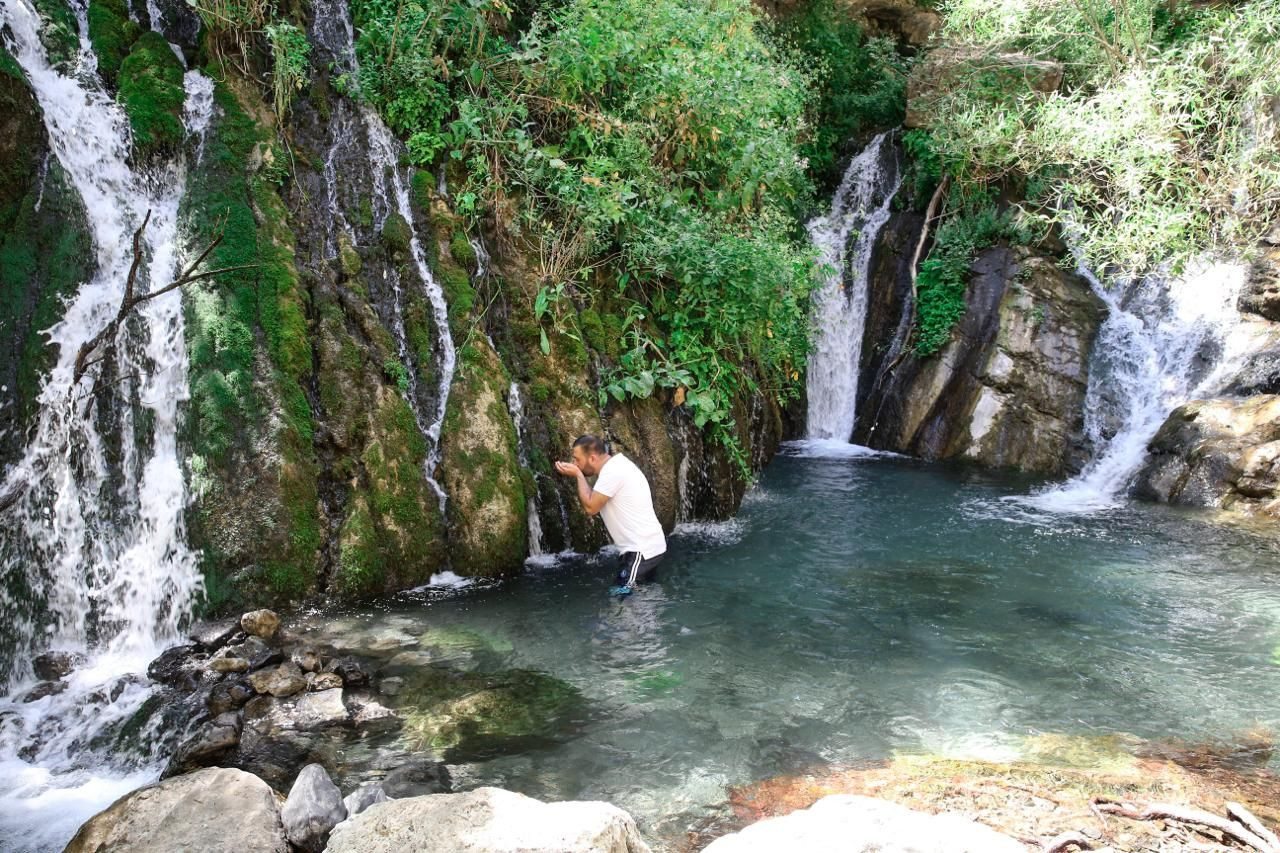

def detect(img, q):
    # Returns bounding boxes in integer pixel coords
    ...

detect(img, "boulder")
[163,712,242,777]
[281,763,347,852]
[326,657,369,686]
[210,656,249,674]
[905,47,1063,129]
[224,636,281,670]
[64,766,288,853]
[32,650,83,680]
[308,671,343,691]
[702,794,1024,852]
[207,678,254,715]
[324,787,650,853]
[292,647,323,672]
[241,609,281,640]
[342,782,389,817]
[1134,395,1280,515]
[188,618,239,650]
[23,680,66,702]
[146,644,204,687]
[248,662,307,698]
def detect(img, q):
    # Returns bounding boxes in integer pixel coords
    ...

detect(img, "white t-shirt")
[592,454,667,559]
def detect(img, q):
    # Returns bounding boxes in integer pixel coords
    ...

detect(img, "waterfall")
[0,0,210,847]
[805,132,901,442]
[1025,247,1248,512]
[506,382,547,557]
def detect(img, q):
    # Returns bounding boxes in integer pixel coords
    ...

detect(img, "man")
[554,434,666,594]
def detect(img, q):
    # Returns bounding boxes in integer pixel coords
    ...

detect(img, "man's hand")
[554,461,582,478]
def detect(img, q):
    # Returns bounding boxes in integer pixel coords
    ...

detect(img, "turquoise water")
[293,444,1280,845]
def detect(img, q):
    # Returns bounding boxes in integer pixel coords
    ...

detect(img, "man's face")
[572,446,600,477]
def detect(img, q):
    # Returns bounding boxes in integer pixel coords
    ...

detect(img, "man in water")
[555,434,666,594]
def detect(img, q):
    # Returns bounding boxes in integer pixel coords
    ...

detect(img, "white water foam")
[507,381,547,556]
[805,132,901,442]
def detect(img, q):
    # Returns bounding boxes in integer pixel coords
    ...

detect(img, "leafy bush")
[265,22,311,120]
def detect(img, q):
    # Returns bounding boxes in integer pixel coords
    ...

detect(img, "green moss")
[382,211,411,253]
[337,232,362,277]
[410,169,434,213]
[438,264,475,339]
[448,231,477,272]
[30,0,79,68]
[87,0,139,89]
[118,31,185,157]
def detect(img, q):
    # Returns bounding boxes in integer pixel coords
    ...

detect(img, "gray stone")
[281,763,347,852]
[241,609,281,640]
[325,656,369,686]
[210,655,249,673]
[64,766,288,853]
[22,680,66,702]
[188,617,239,650]
[293,687,349,728]
[381,759,451,798]
[378,676,403,696]
[347,690,399,731]
[249,662,307,698]
[342,782,389,817]
[146,644,203,687]
[308,671,343,691]
[225,636,281,670]
[291,647,323,672]
[207,678,254,715]
[324,787,650,853]
[702,794,1024,852]
[32,650,82,680]
[163,713,242,777]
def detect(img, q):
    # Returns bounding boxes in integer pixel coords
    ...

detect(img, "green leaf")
[539,327,550,355]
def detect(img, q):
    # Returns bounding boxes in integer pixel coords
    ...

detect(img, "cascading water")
[1024,245,1248,512]
[506,382,547,557]
[0,1,210,847]
[805,132,901,443]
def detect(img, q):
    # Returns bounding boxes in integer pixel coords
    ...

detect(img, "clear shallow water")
[291,444,1280,847]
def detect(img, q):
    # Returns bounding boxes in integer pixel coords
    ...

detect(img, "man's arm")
[554,462,609,516]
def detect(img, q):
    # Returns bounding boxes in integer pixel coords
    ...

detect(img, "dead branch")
[1229,803,1280,851]
[1042,830,1096,853]
[910,174,951,282]
[72,211,255,385]
[1092,798,1279,853]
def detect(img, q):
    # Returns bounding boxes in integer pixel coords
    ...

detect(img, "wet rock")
[224,636,281,671]
[188,617,239,650]
[163,712,242,777]
[857,245,1104,475]
[249,662,307,698]
[146,644,203,687]
[22,680,67,702]
[32,650,83,680]
[64,766,288,853]
[343,782,389,817]
[326,656,369,686]
[211,656,250,674]
[241,609,281,640]
[1134,395,1280,515]
[377,676,403,696]
[293,687,349,727]
[703,794,1024,852]
[347,690,399,732]
[281,763,347,852]
[308,671,343,691]
[207,678,254,715]
[1239,245,1280,321]
[235,690,353,787]
[324,787,649,853]
[1224,347,1280,396]
[381,759,452,798]
[906,47,1063,129]
[291,647,322,672]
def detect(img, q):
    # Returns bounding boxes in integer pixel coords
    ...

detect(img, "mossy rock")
[87,0,140,89]
[382,211,411,254]
[448,231,477,273]
[438,263,474,339]
[31,0,80,69]
[119,31,185,157]
[439,337,527,577]
[417,625,515,669]
[397,666,585,762]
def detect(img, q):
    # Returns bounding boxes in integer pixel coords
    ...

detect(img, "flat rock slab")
[64,766,288,853]
[703,794,1025,853]
[325,786,651,853]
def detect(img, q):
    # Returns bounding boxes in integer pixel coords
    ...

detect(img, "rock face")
[857,243,1104,474]
[905,47,1064,128]
[703,794,1024,852]
[281,763,347,852]
[64,767,288,853]
[1134,395,1280,515]
[325,787,651,853]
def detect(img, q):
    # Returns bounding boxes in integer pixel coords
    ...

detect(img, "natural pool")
[286,442,1280,848]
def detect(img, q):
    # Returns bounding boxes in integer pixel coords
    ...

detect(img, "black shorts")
[616,551,664,586]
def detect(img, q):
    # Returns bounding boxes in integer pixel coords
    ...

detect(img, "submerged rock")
[324,787,650,853]
[381,759,452,798]
[64,766,288,853]
[703,794,1024,852]
[281,763,347,852]
[342,782,389,817]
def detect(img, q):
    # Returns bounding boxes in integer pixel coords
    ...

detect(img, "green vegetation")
[118,32,186,157]
[265,22,310,119]
[922,0,1280,275]
[769,0,908,190]
[87,0,139,88]
[31,0,80,68]
[351,0,823,471]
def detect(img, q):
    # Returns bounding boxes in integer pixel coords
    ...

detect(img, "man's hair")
[573,434,608,456]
